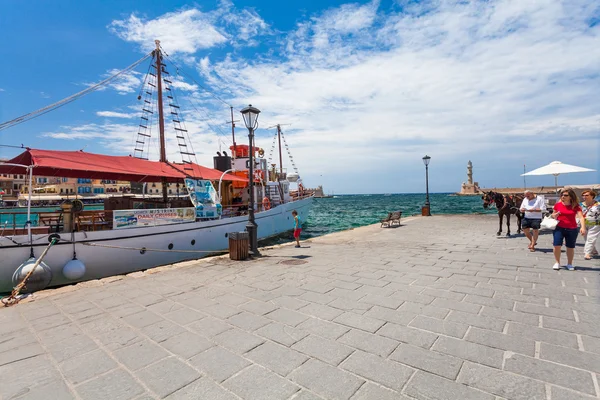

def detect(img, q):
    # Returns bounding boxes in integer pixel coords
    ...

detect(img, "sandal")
[530,248,536,252]
[584,254,591,260]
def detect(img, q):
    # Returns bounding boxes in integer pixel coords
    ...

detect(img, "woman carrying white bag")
[551,189,586,271]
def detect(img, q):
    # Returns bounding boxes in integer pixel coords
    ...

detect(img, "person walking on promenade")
[551,189,586,270]
[519,190,546,252]
[292,210,301,248]
[581,190,600,260]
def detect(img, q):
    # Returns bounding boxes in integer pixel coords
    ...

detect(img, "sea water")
[0,194,492,239]
[302,193,493,239]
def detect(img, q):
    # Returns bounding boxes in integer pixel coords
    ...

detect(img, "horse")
[481,191,524,236]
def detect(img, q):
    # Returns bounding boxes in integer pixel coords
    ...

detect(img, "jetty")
[1,214,599,399]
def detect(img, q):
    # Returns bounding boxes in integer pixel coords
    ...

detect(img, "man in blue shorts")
[519,190,546,252]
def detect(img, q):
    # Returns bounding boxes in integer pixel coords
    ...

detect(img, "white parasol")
[521,161,596,189]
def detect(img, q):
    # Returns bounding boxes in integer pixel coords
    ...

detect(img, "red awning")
[0,149,248,183]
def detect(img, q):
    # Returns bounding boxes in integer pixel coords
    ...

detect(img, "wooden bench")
[381,211,402,227]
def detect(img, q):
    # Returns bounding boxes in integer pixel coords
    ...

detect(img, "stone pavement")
[1,214,599,400]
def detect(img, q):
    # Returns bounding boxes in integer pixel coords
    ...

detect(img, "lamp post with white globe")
[240,104,261,255]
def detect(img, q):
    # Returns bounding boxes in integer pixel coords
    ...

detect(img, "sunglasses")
[561,194,570,197]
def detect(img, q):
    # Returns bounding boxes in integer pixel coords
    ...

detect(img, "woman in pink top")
[551,189,586,271]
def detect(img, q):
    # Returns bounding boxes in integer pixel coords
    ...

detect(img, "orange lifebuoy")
[262,197,271,210]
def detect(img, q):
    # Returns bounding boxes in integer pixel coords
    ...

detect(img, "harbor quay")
[1,215,599,400]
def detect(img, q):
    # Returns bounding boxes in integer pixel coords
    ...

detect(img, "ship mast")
[154,40,168,203]
[277,124,283,176]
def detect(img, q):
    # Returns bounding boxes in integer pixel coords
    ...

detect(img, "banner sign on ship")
[185,178,222,219]
[113,207,196,229]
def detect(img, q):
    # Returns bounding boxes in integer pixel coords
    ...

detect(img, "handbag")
[540,216,558,230]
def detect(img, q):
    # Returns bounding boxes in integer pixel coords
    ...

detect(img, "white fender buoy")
[63,259,86,280]
[12,257,53,293]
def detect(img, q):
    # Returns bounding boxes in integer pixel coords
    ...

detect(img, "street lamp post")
[240,104,261,256]
[422,155,431,216]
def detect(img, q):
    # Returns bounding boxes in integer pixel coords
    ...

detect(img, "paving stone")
[227,311,271,331]
[389,343,463,380]
[465,327,535,357]
[463,294,514,310]
[29,313,71,331]
[187,316,232,337]
[12,378,75,400]
[550,386,600,400]
[405,370,494,400]
[289,359,364,400]
[120,310,164,329]
[333,312,385,333]
[290,390,326,400]
[246,341,308,375]
[328,288,366,301]
[46,334,98,363]
[161,331,214,359]
[398,301,450,319]
[163,308,205,325]
[446,310,506,332]
[165,377,238,399]
[272,296,310,310]
[514,302,575,320]
[223,365,299,399]
[341,350,413,392]
[76,368,145,400]
[362,305,415,325]
[297,317,350,340]
[451,285,495,298]
[0,355,63,399]
[350,382,410,400]
[457,361,546,400]
[292,334,354,365]
[539,342,600,372]
[60,349,117,384]
[201,302,242,319]
[504,353,596,395]
[141,319,186,343]
[338,329,399,357]
[256,322,309,346]
[389,290,435,305]
[432,336,504,368]
[507,321,579,348]
[239,300,278,315]
[113,340,170,371]
[136,357,201,398]
[543,316,600,338]
[377,322,438,349]
[409,315,469,338]
[358,294,403,309]
[298,302,344,320]
[146,300,185,315]
[582,335,600,355]
[265,308,310,327]
[189,346,250,382]
[213,327,264,354]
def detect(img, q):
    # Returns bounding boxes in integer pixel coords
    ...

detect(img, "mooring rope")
[2,238,58,307]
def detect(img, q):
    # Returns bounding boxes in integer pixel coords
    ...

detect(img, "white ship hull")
[0,197,312,293]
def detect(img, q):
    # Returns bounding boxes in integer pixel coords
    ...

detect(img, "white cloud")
[0,88,5,92]
[49,0,600,193]
[96,111,136,118]
[109,9,227,54]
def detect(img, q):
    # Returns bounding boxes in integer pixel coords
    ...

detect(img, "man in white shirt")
[519,190,546,252]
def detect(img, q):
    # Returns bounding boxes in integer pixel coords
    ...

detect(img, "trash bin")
[229,232,249,260]
[421,206,431,216]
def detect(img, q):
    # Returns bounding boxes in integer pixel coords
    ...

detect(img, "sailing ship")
[0,41,312,294]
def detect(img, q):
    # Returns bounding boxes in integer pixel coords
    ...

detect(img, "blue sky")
[0,0,599,194]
